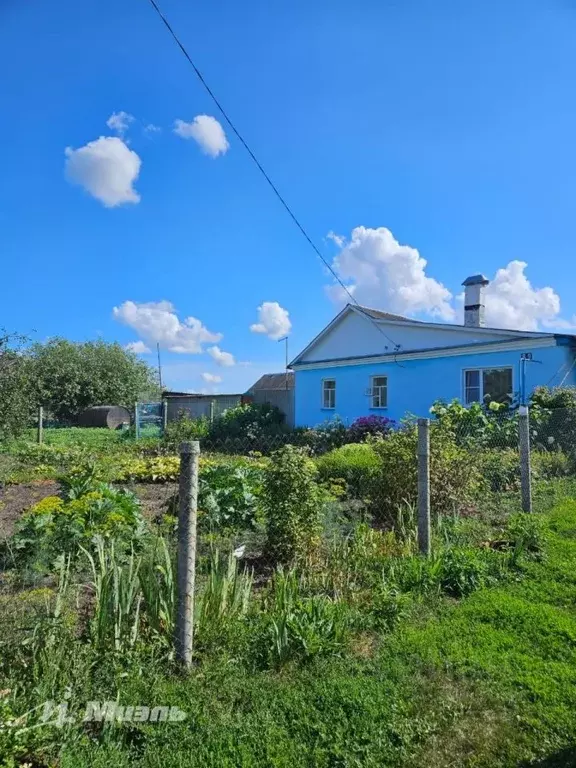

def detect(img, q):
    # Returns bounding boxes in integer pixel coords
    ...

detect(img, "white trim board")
[291,336,557,371]
[289,304,558,368]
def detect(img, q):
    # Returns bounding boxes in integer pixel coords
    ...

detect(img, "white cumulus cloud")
[125,341,151,354]
[173,115,229,157]
[207,346,235,367]
[201,372,222,384]
[482,261,561,331]
[250,302,292,340]
[327,226,455,321]
[106,111,135,136]
[65,137,142,207]
[113,300,222,353]
[144,123,161,135]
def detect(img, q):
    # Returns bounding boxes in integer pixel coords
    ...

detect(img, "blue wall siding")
[294,344,574,427]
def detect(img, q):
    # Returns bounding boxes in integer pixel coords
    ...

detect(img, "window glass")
[323,379,336,409]
[464,369,481,404]
[371,376,388,408]
[483,368,512,404]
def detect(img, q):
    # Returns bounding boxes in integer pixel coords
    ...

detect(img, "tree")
[28,339,160,422]
[0,332,33,440]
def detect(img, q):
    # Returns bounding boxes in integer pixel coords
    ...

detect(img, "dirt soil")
[0,481,179,539]
[125,482,178,522]
[0,481,60,538]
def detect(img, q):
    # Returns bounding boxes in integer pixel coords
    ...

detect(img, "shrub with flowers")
[347,415,395,443]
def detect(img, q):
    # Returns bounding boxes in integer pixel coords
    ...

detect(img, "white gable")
[296,307,539,364]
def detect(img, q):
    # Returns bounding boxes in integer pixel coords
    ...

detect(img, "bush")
[316,443,380,500]
[163,415,210,448]
[532,450,573,480]
[208,403,286,446]
[477,448,520,493]
[347,415,395,443]
[264,446,326,565]
[370,425,480,523]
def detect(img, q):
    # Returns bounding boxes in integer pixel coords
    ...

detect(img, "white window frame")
[462,366,513,405]
[322,378,336,409]
[370,375,388,409]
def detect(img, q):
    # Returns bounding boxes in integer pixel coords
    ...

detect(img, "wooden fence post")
[519,406,533,513]
[175,440,200,668]
[417,418,431,556]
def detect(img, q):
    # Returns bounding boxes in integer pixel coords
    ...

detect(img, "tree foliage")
[28,338,159,422]
[0,332,33,440]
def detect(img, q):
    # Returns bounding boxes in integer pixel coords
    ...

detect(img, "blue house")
[289,275,576,427]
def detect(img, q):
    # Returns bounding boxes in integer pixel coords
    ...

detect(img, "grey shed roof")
[249,372,294,391]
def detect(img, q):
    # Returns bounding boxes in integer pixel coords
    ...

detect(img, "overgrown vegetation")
[2,388,576,766]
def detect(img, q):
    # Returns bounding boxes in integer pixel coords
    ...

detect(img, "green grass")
[2,496,574,767]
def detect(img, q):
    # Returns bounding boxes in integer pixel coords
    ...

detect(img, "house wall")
[300,310,523,363]
[294,342,574,427]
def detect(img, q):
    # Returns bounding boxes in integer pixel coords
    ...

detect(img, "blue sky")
[2,0,576,392]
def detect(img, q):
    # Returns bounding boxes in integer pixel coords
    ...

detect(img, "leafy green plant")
[138,537,176,643]
[196,549,253,650]
[199,464,261,533]
[264,445,326,565]
[10,477,147,568]
[82,537,142,652]
[260,568,348,666]
[506,512,547,564]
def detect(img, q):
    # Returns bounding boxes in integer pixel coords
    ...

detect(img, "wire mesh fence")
[5,400,576,668]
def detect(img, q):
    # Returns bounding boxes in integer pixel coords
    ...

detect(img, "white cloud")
[106,111,134,136]
[482,261,561,331]
[113,301,222,353]
[327,226,455,321]
[207,345,235,367]
[326,230,345,248]
[144,123,161,135]
[250,301,292,340]
[65,137,141,207]
[173,115,229,157]
[125,341,151,354]
[201,372,222,384]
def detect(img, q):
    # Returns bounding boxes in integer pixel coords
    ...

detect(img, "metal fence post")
[162,399,168,433]
[37,406,43,445]
[209,400,215,424]
[175,440,200,668]
[134,403,140,440]
[519,405,533,513]
[417,418,431,556]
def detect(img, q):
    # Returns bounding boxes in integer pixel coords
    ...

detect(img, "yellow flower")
[29,496,63,515]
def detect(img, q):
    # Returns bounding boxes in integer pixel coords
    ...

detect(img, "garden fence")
[172,405,576,665]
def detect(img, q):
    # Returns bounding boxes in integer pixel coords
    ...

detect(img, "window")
[322,379,336,409]
[464,367,513,405]
[371,375,388,408]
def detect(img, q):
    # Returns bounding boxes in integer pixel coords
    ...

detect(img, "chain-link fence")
[170,404,576,664]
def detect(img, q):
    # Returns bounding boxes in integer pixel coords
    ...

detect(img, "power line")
[144,0,401,352]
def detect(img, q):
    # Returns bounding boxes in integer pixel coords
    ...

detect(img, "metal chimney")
[462,274,489,327]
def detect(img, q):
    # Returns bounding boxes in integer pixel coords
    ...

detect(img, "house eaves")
[290,335,559,371]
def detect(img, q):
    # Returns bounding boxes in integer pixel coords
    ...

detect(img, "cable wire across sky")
[145,0,402,352]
